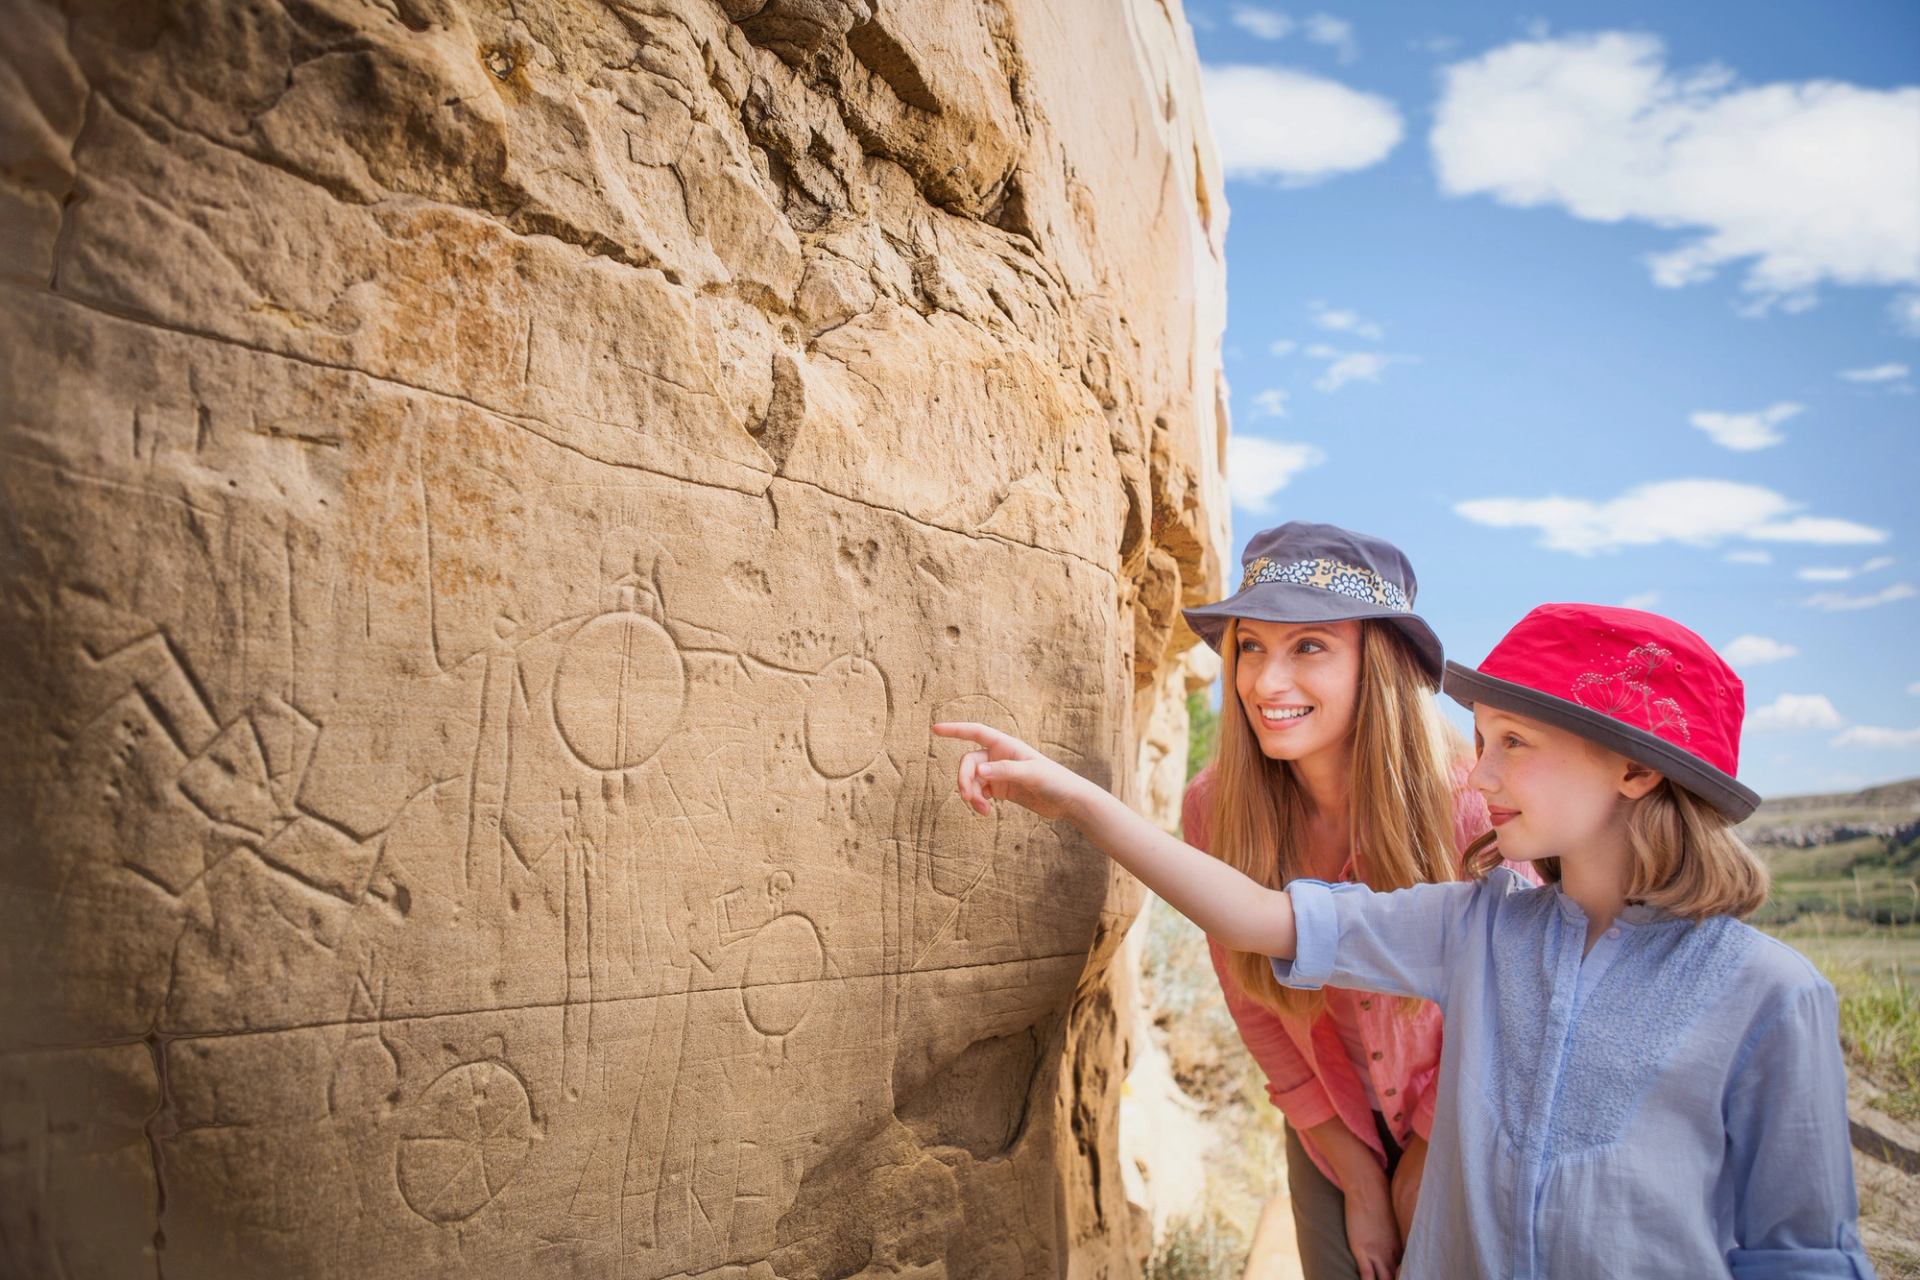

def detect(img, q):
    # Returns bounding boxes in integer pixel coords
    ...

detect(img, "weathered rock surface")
[0,1,1228,1275]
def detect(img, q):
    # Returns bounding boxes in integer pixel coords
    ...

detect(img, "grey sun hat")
[1182,522,1445,683]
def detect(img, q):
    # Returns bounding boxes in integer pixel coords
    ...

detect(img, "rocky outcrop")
[0,1,1228,1276]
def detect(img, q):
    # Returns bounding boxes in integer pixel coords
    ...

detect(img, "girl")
[935,602,1872,1279]
[1177,522,1513,1279]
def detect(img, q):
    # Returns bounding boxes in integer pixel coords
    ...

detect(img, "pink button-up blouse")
[1182,762,1501,1191]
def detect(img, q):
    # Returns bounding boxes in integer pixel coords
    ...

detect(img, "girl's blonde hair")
[1465,778,1770,920]
[1210,618,1463,1018]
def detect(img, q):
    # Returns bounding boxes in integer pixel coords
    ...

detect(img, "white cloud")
[1721,635,1798,666]
[1453,479,1888,555]
[1228,436,1328,511]
[1621,591,1661,609]
[1746,693,1844,733]
[1893,294,1920,337]
[1269,339,1298,357]
[1251,388,1291,418]
[1725,549,1773,565]
[1839,362,1911,383]
[1302,13,1358,63]
[1832,725,1920,749]
[1203,65,1404,184]
[1310,301,1385,340]
[1230,6,1293,40]
[1803,582,1917,611]
[1795,555,1894,583]
[1748,518,1895,545]
[1429,32,1920,307]
[1314,350,1397,392]
[1688,401,1801,451]
[1908,681,1920,695]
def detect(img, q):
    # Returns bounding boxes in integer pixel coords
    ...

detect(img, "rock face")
[0,1,1228,1276]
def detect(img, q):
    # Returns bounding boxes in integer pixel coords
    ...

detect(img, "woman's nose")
[1254,659,1294,697]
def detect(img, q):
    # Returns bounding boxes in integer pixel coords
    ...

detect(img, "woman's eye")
[1238,640,1261,654]
[1297,640,1325,654]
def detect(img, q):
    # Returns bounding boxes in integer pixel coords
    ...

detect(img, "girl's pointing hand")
[930,722,1092,822]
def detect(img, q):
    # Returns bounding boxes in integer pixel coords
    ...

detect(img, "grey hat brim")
[1182,583,1445,685]
[1442,661,1760,822]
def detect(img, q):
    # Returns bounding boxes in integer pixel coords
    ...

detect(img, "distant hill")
[1749,777,1920,821]
[1740,775,1920,854]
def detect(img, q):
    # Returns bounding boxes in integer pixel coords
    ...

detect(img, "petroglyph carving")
[803,655,889,779]
[395,1060,535,1223]
[0,0,1226,1274]
[552,606,686,773]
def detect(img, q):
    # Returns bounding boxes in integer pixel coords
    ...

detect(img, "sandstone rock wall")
[0,1,1229,1275]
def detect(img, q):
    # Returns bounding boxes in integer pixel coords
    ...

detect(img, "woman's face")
[1232,618,1363,764]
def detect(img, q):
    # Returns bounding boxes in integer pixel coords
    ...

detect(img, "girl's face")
[1467,706,1658,861]
[1232,618,1363,765]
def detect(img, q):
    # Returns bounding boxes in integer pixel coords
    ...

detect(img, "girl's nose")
[1467,752,1498,794]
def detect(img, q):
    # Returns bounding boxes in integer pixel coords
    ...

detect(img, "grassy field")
[1755,812,1920,1122]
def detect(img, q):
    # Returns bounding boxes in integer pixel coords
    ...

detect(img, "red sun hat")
[1442,603,1761,821]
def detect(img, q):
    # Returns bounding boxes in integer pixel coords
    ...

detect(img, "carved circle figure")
[552,611,685,772]
[395,1060,534,1224]
[803,654,889,778]
[741,876,826,1046]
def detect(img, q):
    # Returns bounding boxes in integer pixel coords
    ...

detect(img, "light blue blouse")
[1271,868,1874,1279]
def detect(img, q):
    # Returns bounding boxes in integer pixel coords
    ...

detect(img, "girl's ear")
[1618,761,1665,801]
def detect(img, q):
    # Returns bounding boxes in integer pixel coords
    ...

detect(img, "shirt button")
[1384,1087,1397,1097]
[1371,1051,1384,1061]
[1360,1000,1372,1010]
[1393,1112,1403,1123]
[1607,927,1622,939]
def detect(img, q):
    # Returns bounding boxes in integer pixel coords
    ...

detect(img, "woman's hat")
[1442,603,1760,821]
[1181,522,1444,683]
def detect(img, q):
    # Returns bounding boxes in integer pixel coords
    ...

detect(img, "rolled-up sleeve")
[1724,981,1876,1279]
[1270,878,1484,1005]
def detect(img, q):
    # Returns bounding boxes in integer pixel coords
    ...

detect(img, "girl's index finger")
[930,721,1016,753]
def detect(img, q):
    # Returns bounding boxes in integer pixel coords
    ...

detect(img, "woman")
[1178,522,1499,1280]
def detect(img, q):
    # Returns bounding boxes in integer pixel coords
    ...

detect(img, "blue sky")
[1189,0,1920,798]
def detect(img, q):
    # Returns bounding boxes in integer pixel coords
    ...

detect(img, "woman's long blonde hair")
[1465,779,1770,920]
[1211,618,1464,1017]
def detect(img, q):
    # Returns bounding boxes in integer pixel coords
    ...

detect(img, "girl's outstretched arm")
[931,722,1298,958]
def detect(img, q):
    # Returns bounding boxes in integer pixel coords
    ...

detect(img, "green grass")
[1144,1212,1247,1280]
[1763,914,1920,1122]
[1753,872,1920,927]
[1185,690,1218,787]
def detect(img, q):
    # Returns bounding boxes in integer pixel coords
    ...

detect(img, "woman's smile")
[1257,703,1315,729]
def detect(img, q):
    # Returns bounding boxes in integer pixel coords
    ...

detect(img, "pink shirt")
[1183,762,1510,1191]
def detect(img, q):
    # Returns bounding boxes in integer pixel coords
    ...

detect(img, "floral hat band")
[1241,555,1413,612]
[1182,521,1443,682]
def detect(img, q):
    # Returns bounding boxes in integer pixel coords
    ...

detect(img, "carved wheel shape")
[395,1060,534,1224]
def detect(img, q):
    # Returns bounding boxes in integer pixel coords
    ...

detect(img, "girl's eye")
[1296,639,1325,655]
[1237,640,1261,654]
[1503,733,1524,749]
